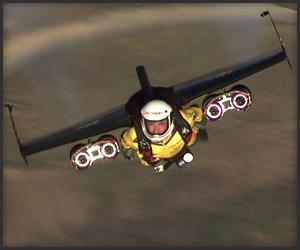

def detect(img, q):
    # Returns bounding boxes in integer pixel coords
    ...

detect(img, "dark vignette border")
[0,1,3,248]
[0,0,298,249]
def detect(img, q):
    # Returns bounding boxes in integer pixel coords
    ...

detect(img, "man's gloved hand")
[194,117,207,130]
[194,118,209,143]
[121,147,136,161]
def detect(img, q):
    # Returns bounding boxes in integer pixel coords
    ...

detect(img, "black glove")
[121,147,136,161]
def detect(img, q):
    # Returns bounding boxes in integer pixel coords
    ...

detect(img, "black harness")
[125,87,193,165]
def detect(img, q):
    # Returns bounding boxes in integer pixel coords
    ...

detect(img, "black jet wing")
[173,47,288,106]
[19,104,131,157]
[22,47,286,156]
[8,46,288,163]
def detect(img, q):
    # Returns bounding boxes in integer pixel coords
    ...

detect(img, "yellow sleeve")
[180,106,203,126]
[120,128,150,167]
[120,127,138,150]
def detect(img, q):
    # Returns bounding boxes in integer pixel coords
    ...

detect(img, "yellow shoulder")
[120,127,138,150]
[120,127,150,166]
[180,106,203,125]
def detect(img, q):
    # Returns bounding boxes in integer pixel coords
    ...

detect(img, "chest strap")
[135,113,193,165]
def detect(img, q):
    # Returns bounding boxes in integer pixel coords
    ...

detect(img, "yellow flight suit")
[121,106,203,166]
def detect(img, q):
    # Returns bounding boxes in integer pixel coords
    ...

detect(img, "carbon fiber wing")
[20,104,131,156]
[173,47,288,106]
[11,47,288,160]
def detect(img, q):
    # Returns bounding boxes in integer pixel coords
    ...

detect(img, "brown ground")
[3,3,297,247]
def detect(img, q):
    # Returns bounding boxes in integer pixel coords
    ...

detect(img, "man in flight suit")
[121,99,207,173]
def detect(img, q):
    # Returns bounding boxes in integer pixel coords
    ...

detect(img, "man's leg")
[152,160,173,174]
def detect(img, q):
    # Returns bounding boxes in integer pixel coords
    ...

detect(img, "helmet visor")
[145,118,169,136]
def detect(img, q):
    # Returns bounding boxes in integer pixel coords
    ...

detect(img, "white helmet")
[140,99,174,143]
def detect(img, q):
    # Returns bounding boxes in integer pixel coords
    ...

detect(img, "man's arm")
[120,128,150,166]
[120,128,137,160]
[180,105,203,125]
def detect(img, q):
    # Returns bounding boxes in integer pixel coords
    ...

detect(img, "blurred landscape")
[3,3,297,247]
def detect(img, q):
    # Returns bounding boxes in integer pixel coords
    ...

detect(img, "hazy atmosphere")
[3,3,297,247]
